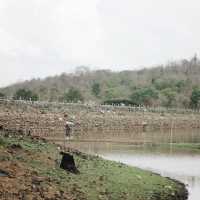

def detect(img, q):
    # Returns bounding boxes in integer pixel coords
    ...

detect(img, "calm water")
[67,128,200,200]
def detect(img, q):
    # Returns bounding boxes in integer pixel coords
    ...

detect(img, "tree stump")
[60,152,79,174]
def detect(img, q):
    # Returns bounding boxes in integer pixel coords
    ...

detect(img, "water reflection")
[75,128,200,144]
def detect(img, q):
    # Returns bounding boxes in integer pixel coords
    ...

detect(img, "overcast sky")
[0,0,199,87]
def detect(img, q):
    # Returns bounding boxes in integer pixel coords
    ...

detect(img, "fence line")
[0,97,200,115]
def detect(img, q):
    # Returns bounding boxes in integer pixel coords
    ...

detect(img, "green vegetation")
[170,143,200,151]
[1,56,200,108]
[0,136,187,200]
[161,88,177,107]
[63,87,84,103]
[91,82,101,97]
[13,89,38,101]
[0,92,5,98]
[190,87,200,109]
[130,87,158,106]
[143,143,200,154]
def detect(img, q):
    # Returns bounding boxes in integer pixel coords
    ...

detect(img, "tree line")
[1,56,200,109]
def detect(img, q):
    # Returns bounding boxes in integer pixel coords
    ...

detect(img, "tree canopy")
[63,87,84,103]
[91,82,101,97]
[13,89,38,101]
[190,87,200,109]
[0,92,5,98]
[1,56,200,108]
[130,87,158,106]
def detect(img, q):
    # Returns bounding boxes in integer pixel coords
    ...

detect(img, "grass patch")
[171,143,200,150]
[144,142,200,153]
[0,137,8,147]
[153,143,200,152]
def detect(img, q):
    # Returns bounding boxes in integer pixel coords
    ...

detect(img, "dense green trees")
[130,87,158,106]
[91,82,101,97]
[153,79,186,93]
[63,87,84,103]
[1,56,200,108]
[13,89,38,101]
[0,92,5,98]
[161,88,177,107]
[190,87,200,109]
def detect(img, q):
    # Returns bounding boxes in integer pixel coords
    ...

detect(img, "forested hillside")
[1,56,200,108]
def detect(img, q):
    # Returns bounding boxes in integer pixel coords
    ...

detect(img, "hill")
[1,56,200,108]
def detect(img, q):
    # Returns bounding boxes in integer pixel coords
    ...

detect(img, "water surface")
[67,129,200,200]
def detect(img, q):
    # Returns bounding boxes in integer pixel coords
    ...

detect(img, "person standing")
[65,121,70,138]
[64,114,74,140]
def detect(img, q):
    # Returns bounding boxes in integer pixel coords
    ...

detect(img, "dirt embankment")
[0,139,76,200]
[0,100,200,139]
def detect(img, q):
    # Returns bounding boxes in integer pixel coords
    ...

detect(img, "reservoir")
[68,128,200,200]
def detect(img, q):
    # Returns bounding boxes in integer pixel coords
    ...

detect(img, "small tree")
[63,87,84,103]
[14,89,38,101]
[91,82,101,97]
[190,87,200,109]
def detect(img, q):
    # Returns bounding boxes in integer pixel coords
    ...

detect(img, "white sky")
[0,0,200,87]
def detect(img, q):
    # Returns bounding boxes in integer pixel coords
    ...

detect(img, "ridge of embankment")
[0,100,200,140]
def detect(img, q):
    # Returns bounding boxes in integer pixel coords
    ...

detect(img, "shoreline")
[0,135,188,200]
